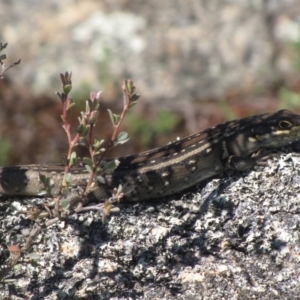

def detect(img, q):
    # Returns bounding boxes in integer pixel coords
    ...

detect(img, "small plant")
[37,72,139,222]
[1,45,143,276]
[0,42,21,78]
[0,43,22,281]
[0,43,20,168]
[1,72,140,277]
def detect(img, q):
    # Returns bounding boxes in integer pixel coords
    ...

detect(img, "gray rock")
[1,149,300,299]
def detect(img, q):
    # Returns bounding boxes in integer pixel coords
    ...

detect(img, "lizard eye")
[279,120,292,129]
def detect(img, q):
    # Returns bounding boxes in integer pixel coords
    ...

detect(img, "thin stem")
[82,102,130,198]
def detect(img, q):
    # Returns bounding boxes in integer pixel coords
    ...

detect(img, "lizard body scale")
[1,109,300,201]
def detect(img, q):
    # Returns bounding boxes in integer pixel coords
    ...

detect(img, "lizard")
[0,109,300,202]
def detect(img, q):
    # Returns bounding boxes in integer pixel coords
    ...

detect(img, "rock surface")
[1,148,300,299]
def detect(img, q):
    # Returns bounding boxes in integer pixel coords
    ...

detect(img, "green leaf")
[107,109,120,126]
[125,80,135,94]
[117,184,123,194]
[93,138,105,150]
[63,84,72,95]
[95,148,105,155]
[65,172,72,184]
[69,152,77,167]
[117,132,129,144]
[77,124,89,137]
[122,182,135,195]
[128,100,138,108]
[83,157,93,167]
[95,166,103,173]
[96,176,106,184]
[39,174,54,196]
[132,94,140,102]
[67,102,76,112]
[85,99,91,114]
[85,164,92,174]
[102,159,120,172]
[88,110,99,125]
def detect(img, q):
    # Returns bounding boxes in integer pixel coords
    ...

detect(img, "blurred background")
[0,0,300,165]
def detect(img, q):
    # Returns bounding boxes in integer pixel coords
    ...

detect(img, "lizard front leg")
[226,152,272,172]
